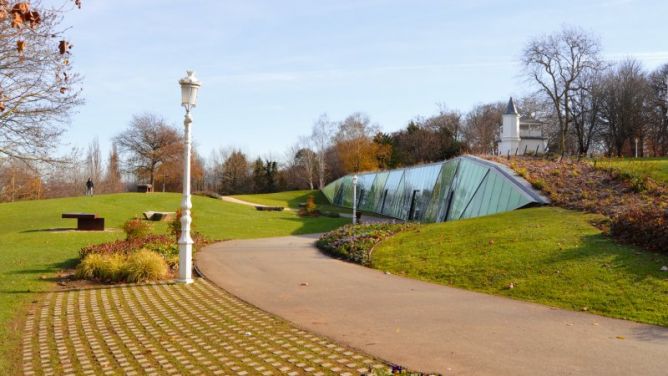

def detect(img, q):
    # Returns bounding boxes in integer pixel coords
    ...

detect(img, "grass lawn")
[373,207,668,326]
[0,192,348,372]
[594,157,668,185]
[232,189,350,213]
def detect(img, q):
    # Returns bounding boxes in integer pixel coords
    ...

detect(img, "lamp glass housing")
[179,70,201,109]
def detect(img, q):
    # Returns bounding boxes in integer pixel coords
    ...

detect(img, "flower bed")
[316,223,418,266]
[77,215,212,283]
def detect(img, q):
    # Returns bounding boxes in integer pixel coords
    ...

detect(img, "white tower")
[499,97,521,155]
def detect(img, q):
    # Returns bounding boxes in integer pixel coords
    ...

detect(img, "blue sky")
[58,0,668,160]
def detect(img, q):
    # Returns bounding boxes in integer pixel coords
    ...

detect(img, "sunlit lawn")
[373,207,668,326]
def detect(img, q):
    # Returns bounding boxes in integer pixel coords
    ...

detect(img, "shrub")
[122,218,152,240]
[169,208,198,241]
[75,253,128,282]
[125,249,168,283]
[317,223,417,266]
[610,208,668,255]
[298,195,320,217]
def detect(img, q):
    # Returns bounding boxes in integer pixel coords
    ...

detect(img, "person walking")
[86,178,95,196]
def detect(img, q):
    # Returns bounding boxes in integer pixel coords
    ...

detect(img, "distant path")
[221,196,289,209]
[197,235,668,376]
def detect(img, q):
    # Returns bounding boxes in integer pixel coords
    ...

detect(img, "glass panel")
[339,175,354,208]
[423,160,458,222]
[381,170,406,218]
[362,172,389,212]
[447,159,489,220]
[321,179,338,203]
[461,174,490,219]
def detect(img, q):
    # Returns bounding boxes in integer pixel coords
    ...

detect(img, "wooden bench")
[143,211,176,221]
[255,206,284,211]
[61,213,105,231]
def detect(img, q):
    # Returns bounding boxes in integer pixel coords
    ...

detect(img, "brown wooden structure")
[61,213,105,231]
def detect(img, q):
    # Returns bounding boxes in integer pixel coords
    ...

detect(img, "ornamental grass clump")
[125,249,168,283]
[75,253,128,282]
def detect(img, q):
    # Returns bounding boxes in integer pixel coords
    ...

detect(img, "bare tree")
[521,26,603,155]
[293,137,317,190]
[647,64,668,156]
[0,2,83,162]
[85,137,102,185]
[114,113,182,186]
[463,102,504,154]
[310,114,333,189]
[569,71,605,156]
[599,59,652,156]
[102,143,123,193]
[221,150,250,195]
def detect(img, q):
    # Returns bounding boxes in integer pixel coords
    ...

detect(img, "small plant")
[125,249,168,283]
[530,178,545,190]
[122,218,152,240]
[515,167,528,178]
[298,195,320,217]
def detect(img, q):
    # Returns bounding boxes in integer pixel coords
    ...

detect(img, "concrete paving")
[197,235,668,376]
[23,279,389,375]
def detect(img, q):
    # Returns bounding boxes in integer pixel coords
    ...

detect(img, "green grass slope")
[373,207,668,326]
[595,157,668,184]
[0,192,347,371]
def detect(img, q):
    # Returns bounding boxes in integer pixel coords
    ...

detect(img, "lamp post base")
[176,278,194,284]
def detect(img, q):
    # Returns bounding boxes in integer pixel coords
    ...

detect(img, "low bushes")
[316,223,417,266]
[611,208,668,254]
[75,249,168,283]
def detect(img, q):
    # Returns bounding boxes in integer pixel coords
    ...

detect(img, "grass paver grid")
[23,279,390,375]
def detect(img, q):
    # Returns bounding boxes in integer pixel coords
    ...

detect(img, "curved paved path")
[197,235,668,376]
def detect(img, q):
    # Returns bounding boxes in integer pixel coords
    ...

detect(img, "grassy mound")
[372,207,668,326]
[491,156,668,254]
[0,192,348,372]
[596,157,668,185]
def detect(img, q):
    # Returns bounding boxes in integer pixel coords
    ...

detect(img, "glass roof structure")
[321,155,550,223]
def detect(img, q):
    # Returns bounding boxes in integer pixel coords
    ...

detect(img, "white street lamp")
[352,174,358,225]
[177,70,201,284]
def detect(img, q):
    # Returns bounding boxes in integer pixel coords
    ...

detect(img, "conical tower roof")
[504,97,519,115]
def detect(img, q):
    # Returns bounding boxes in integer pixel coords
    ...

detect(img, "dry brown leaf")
[11,10,22,28]
[58,40,68,55]
[28,10,40,28]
